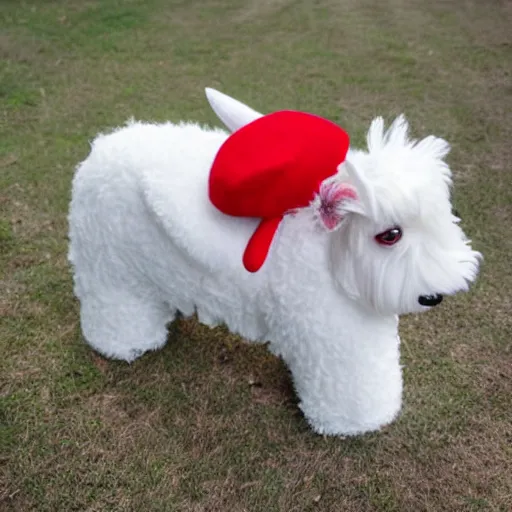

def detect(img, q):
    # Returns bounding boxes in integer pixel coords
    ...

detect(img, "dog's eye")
[375,227,402,246]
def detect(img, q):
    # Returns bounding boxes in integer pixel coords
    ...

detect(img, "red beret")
[209,110,350,272]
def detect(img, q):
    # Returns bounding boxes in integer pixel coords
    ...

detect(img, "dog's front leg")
[277,327,403,437]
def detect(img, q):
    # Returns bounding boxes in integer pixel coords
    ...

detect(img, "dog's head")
[315,116,482,315]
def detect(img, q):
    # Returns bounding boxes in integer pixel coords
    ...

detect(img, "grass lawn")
[1,0,511,510]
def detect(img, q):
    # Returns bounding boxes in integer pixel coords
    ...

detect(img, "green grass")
[1,0,511,510]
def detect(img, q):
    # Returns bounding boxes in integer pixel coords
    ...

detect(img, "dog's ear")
[205,87,264,132]
[340,160,378,219]
[313,158,381,230]
[312,177,359,231]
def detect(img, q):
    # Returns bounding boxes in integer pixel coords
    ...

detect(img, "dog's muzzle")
[418,294,443,307]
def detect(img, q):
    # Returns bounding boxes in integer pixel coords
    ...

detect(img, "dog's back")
[70,120,262,273]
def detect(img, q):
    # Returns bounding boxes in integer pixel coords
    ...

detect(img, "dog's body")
[68,89,481,436]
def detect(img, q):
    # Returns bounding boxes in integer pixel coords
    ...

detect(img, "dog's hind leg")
[78,288,175,362]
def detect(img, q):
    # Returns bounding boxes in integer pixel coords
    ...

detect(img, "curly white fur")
[68,90,481,436]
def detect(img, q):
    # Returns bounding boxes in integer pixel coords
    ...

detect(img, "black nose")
[418,294,443,307]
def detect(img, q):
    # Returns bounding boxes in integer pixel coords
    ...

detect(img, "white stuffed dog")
[68,88,482,436]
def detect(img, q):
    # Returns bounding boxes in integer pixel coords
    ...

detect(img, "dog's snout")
[418,294,443,307]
